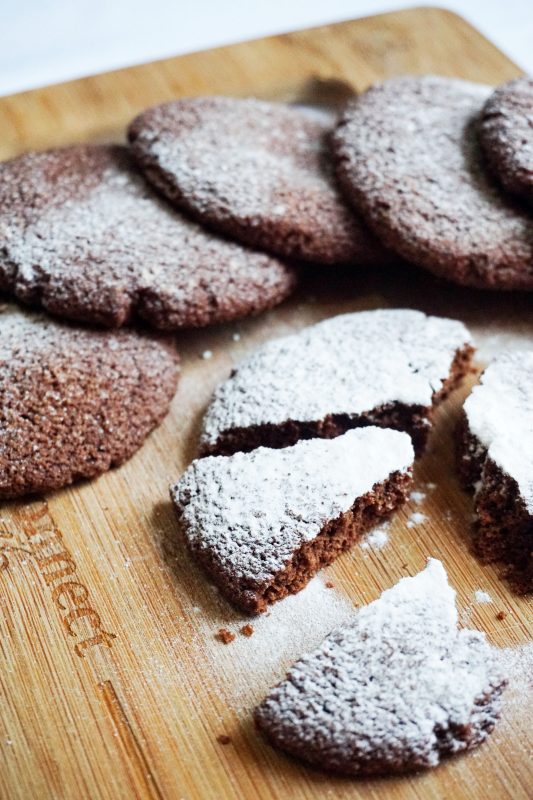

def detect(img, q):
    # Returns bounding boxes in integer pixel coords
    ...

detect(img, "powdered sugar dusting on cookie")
[255,559,507,775]
[0,145,295,329]
[464,350,533,512]
[172,428,413,587]
[128,96,387,265]
[0,304,179,497]
[201,308,471,449]
[333,75,533,289]
[480,77,533,201]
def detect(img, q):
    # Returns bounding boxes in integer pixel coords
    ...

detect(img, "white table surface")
[1,1,531,98]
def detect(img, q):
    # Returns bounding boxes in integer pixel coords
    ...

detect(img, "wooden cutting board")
[0,7,531,799]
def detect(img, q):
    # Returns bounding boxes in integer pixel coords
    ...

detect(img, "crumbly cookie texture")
[200,308,473,456]
[479,77,533,202]
[0,144,296,329]
[128,96,388,265]
[458,350,533,591]
[171,428,414,613]
[333,75,533,290]
[0,304,179,498]
[255,559,507,776]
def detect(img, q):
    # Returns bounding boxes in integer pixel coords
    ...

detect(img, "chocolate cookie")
[200,309,473,457]
[0,144,296,328]
[255,559,507,775]
[457,350,533,592]
[171,428,414,613]
[479,76,533,202]
[333,75,533,290]
[127,96,388,265]
[0,304,179,498]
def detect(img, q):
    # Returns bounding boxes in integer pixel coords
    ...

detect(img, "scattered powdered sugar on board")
[407,511,428,528]
[474,590,492,604]
[360,523,390,551]
[487,642,533,746]
[210,577,355,706]
[410,490,427,504]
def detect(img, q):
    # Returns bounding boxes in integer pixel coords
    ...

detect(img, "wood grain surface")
[0,7,531,800]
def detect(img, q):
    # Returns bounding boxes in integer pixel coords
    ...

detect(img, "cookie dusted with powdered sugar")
[457,350,533,592]
[0,305,179,498]
[255,559,507,775]
[0,144,296,329]
[333,75,533,290]
[128,96,389,265]
[479,76,533,202]
[200,309,473,457]
[171,428,414,613]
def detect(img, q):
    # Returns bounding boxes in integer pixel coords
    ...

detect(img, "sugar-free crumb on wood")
[216,628,236,644]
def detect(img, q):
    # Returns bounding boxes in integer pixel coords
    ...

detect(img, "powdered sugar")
[172,428,413,589]
[474,590,492,604]
[255,559,507,774]
[360,523,390,551]
[407,511,428,528]
[216,577,356,703]
[201,308,471,449]
[464,350,533,512]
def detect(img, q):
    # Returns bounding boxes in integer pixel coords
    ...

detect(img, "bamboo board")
[0,7,531,799]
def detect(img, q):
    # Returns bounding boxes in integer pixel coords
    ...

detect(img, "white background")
[1,1,531,97]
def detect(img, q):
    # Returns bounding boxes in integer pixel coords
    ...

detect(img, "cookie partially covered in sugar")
[332,76,533,290]
[128,96,388,265]
[479,77,533,203]
[255,559,507,775]
[457,350,533,592]
[200,308,473,456]
[171,427,414,613]
[0,304,179,498]
[0,144,296,329]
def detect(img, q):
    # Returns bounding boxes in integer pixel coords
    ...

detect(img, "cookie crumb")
[496,611,506,621]
[240,624,254,637]
[325,581,335,589]
[216,628,235,644]
[217,734,232,745]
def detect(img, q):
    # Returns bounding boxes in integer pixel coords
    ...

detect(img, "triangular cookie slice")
[255,560,507,775]
[200,308,473,456]
[171,427,414,613]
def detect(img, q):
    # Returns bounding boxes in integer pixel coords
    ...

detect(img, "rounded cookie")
[127,96,388,265]
[0,144,296,329]
[255,560,507,775]
[333,75,533,290]
[0,304,179,498]
[479,76,533,202]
